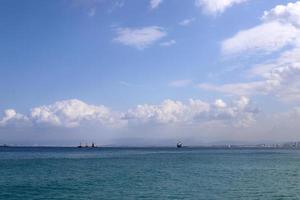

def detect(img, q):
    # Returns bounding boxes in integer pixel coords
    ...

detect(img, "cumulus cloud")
[150,0,163,9]
[113,26,167,49]
[195,0,248,15]
[124,97,257,127]
[251,48,300,101]
[0,97,257,131]
[125,99,194,124]
[214,99,227,108]
[9,98,300,144]
[0,109,28,127]
[30,99,123,128]
[262,1,300,28]
[222,1,300,55]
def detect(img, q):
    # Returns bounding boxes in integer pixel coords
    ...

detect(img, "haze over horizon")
[1,0,300,146]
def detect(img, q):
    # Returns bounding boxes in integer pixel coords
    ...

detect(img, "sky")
[1,0,300,146]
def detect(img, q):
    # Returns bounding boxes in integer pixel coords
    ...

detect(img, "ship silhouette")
[177,142,183,148]
[77,142,96,148]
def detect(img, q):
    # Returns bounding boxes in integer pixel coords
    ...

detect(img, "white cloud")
[150,0,163,9]
[169,79,192,87]
[125,99,193,124]
[200,66,298,99]
[0,97,257,131]
[251,48,300,102]
[201,48,300,102]
[124,97,256,127]
[11,98,300,144]
[160,39,176,47]
[0,109,29,127]
[179,18,195,26]
[1,110,18,124]
[30,99,123,128]
[262,1,300,28]
[200,2,300,102]
[222,1,300,55]
[222,22,299,55]
[214,99,227,108]
[195,0,248,15]
[114,26,167,49]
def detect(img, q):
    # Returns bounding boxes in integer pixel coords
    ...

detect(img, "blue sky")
[1,0,300,146]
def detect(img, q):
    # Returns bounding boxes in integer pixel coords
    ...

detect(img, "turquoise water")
[1,147,300,200]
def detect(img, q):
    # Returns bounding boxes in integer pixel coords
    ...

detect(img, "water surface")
[1,147,300,199]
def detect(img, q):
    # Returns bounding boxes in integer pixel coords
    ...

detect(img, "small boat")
[77,143,83,148]
[177,142,183,148]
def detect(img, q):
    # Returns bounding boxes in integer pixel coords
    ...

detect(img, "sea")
[1,147,300,200]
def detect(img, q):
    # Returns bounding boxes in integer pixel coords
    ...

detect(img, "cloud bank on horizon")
[1,97,299,145]
[0,97,240,146]
[1,97,256,127]
[1,0,300,145]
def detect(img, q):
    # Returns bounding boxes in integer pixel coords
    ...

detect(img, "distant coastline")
[2,141,300,149]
